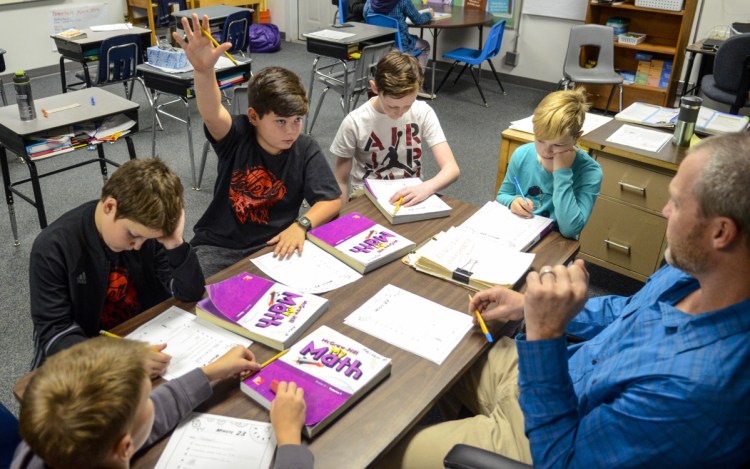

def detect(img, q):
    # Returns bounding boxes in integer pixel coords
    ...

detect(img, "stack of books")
[26,135,80,160]
[363,178,452,224]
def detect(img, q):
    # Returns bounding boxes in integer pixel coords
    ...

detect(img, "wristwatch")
[296,215,312,232]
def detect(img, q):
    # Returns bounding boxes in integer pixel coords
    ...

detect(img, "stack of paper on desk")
[509,112,612,136]
[615,102,750,135]
[364,178,452,224]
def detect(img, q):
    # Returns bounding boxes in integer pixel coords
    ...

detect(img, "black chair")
[220,10,253,56]
[701,33,750,114]
[0,402,21,468]
[157,0,187,28]
[0,48,6,106]
[444,444,531,469]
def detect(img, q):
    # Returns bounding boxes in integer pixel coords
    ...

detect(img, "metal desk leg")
[428,29,441,99]
[59,56,68,94]
[182,96,197,190]
[151,92,160,157]
[682,51,696,97]
[305,56,321,134]
[125,136,136,160]
[24,158,47,229]
[96,144,109,183]
[0,146,19,245]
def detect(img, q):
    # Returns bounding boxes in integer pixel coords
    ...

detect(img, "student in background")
[29,159,205,378]
[12,337,313,469]
[496,88,602,238]
[379,133,750,468]
[331,50,460,207]
[174,15,341,278]
[363,0,433,72]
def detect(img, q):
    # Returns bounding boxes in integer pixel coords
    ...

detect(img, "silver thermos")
[671,96,702,147]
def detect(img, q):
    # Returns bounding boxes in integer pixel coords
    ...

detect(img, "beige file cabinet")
[578,120,689,281]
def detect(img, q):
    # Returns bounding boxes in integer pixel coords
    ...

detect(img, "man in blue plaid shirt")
[381,133,750,468]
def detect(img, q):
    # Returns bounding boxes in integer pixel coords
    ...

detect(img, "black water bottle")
[13,70,36,121]
[671,96,702,147]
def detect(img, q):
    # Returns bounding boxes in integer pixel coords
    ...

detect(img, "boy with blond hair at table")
[331,50,460,208]
[496,88,602,238]
[11,337,313,469]
[174,14,341,278]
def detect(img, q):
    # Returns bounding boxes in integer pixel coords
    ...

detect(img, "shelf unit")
[583,0,697,111]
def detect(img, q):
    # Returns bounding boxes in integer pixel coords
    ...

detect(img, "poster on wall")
[522,0,586,22]
[48,3,109,51]
[488,0,518,29]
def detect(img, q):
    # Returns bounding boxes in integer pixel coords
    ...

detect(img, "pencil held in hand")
[469,295,493,343]
[393,197,404,216]
[200,25,239,65]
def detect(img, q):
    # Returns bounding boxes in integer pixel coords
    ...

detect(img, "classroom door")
[297,0,337,40]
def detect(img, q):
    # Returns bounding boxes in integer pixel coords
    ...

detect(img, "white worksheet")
[304,29,355,40]
[125,306,251,380]
[155,413,275,469]
[606,124,672,153]
[251,241,362,293]
[344,284,473,365]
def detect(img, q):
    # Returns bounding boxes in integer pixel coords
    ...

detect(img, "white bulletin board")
[522,0,586,21]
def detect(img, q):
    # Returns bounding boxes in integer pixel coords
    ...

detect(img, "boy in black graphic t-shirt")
[29,159,205,377]
[175,14,341,278]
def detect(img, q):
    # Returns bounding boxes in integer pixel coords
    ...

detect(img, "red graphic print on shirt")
[229,166,287,224]
[363,123,422,180]
[100,265,141,330]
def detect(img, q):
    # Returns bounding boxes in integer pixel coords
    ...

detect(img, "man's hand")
[524,260,589,341]
[157,209,186,250]
[469,286,525,323]
[267,223,306,259]
[510,197,535,218]
[202,345,259,381]
[388,182,433,207]
[144,343,171,379]
[270,381,306,446]
[172,14,230,73]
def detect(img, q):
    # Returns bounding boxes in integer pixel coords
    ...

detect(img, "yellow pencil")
[393,196,404,216]
[468,294,493,343]
[99,329,121,339]
[241,348,289,380]
[200,26,239,65]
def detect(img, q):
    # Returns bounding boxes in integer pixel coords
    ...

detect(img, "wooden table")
[409,2,494,98]
[51,26,152,94]
[15,196,579,467]
[0,88,138,245]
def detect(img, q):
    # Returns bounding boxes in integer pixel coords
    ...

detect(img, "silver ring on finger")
[539,267,556,280]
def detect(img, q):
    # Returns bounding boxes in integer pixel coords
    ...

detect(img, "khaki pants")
[377,337,531,469]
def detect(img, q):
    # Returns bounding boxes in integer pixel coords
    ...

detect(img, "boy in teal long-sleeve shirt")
[497,88,602,238]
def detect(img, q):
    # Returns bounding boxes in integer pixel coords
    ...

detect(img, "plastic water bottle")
[13,71,37,121]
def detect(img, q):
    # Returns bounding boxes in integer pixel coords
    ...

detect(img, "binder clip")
[452,259,476,285]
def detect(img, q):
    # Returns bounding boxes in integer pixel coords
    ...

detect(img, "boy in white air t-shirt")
[331,50,460,208]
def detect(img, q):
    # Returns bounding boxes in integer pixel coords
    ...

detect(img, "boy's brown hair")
[532,88,591,141]
[373,50,424,98]
[19,337,149,469]
[101,158,184,235]
[247,66,309,117]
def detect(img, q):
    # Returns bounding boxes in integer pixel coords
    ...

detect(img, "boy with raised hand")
[12,337,313,469]
[29,158,205,378]
[331,50,460,208]
[174,15,342,278]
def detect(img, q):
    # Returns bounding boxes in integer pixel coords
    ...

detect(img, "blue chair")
[700,33,750,114]
[337,0,348,26]
[0,48,6,106]
[365,13,421,58]
[157,0,187,27]
[78,34,150,102]
[220,10,252,56]
[436,20,506,107]
[1,402,21,468]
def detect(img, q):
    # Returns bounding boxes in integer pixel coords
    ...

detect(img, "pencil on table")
[199,26,239,65]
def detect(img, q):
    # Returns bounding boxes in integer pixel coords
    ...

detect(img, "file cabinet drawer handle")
[618,181,646,196]
[605,239,631,255]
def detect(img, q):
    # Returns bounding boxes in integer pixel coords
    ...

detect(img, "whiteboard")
[522,0,586,21]
[48,3,109,51]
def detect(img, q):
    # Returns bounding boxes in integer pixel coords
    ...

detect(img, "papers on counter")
[509,112,612,136]
[345,284,473,365]
[154,413,275,469]
[304,29,356,40]
[605,124,672,153]
[90,23,133,31]
[250,241,363,294]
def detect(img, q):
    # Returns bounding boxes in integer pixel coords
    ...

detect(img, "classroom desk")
[578,119,687,281]
[51,26,152,94]
[172,5,253,33]
[680,39,717,98]
[410,2,494,99]
[14,195,578,467]
[137,58,252,190]
[303,22,396,133]
[0,88,138,245]
[193,0,261,24]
